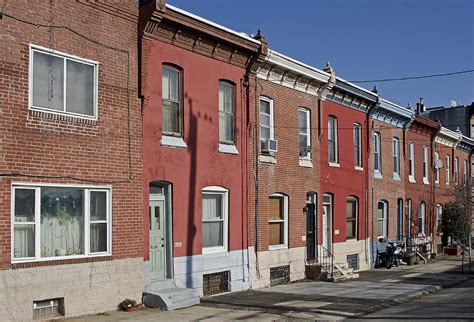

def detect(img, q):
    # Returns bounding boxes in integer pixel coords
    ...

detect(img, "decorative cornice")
[369,98,414,128]
[435,127,462,148]
[458,135,474,153]
[409,115,441,136]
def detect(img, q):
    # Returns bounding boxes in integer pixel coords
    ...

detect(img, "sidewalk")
[68,255,472,321]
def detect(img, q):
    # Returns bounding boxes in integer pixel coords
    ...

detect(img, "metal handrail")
[319,245,334,280]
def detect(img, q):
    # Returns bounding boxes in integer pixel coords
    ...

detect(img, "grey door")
[149,200,166,280]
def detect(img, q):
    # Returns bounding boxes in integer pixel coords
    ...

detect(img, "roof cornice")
[458,135,474,153]
[435,127,462,147]
[369,98,414,128]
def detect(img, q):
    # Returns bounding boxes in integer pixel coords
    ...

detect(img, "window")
[30,45,97,119]
[202,186,228,252]
[446,155,450,185]
[162,65,182,135]
[463,159,468,186]
[12,185,111,261]
[328,116,338,163]
[298,108,311,159]
[408,142,415,180]
[434,152,440,184]
[454,157,459,185]
[353,123,362,167]
[346,197,358,240]
[393,137,400,178]
[377,201,388,237]
[422,145,428,183]
[259,97,274,151]
[219,81,235,144]
[418,201,426,235]
[268,194,288,249]
[436,204,442,232]
[406,199,412,237]
[374,132,382,174]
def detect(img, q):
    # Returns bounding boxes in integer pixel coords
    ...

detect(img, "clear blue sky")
[168,0,473,108]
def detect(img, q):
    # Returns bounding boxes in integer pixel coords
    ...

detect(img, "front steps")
[143,279,200,310]
[306,261,359,282]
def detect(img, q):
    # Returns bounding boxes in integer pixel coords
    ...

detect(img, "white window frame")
[434,152,440,184]
[392,137,400,180]
[268,193,288,250]
[418,201,426,235]
[377,200,388,238]
[436,204,442,232]
[353,123,362,168]
[408,142,415,182]
[11,183,112,263]
[29,44,99,120]
[346,196,358,240]
[446,155,450,185]
[328,116,339,165]
[162,64,183,137]
[218,81,235,144]
[463,159,468,186]
[259,96,275,151]
[454,157,459,186]
[374,132,382,177]
[422,145,429,184]
[202,186,228,253]
[298,108,311,160]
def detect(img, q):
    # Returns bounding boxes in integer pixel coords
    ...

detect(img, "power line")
[350,69,474,83]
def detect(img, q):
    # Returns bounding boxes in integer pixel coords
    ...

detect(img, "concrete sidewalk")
[68,255,473,321]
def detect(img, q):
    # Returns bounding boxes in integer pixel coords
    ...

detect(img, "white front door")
[149,200,166,280]
[322,205,328,256]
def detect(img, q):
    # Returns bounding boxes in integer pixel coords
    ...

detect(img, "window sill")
[354,166,364,171]
[299,159,313,168]
[374,171,383,180]
[328,162,340,168]
[218,144,239,155]
[423,178,429,185]
[202,247,228,255]
[408,176,416,183]
[161,135,187,148]
[11,253,112,264]
[269,245,288,251]
[259,155,276,164]
[393,173,401,181]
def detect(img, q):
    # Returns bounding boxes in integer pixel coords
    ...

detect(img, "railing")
[319,245,334,280]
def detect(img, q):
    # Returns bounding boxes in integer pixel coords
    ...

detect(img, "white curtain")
[202,194,223,248]
[40,217,83,257]
[13,225,34,258]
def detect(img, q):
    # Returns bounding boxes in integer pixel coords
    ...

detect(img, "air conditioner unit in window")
[261,139,278,153]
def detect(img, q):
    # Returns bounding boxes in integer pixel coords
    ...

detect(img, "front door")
[306,204,316,260]
[322,205,328,256]
[149,200,166,280]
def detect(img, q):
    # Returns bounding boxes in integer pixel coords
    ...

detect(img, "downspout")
[429,124,441,255]
[365,98,377,266]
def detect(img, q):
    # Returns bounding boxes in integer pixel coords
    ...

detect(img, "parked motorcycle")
[385,240,405,269]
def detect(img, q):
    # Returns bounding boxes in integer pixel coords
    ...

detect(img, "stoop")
[142,279,200,310]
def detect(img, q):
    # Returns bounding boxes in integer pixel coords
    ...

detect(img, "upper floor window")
[374,132,382,174]
[12,184,111,262]
[218,81,235,144]
[454,157,459,185]
[422,145,429,184]
[377,200,388,237]
[346,196,358,240]
[328,116,338,163]
[353,123,362,167]
[162,65,182,135]
[202,186,228,252]
[436,204,443,232]
[434,152,440,184]
[408,142,415,181]
[463,159,468,186]
[393,137,400,178]
[259,97,274,152]
[446,155,450,185]
[268,193,288,249]
[418,201,426,235]
[299,108,311,159]
[30,45,98,119]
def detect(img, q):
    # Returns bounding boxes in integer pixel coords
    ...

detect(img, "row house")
[139,1,266,306]
[0,0,143,320]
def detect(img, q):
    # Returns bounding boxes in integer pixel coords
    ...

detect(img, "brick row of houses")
[1,0,473,319]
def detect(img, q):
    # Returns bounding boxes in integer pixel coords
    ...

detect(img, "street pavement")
[68,255,473,321]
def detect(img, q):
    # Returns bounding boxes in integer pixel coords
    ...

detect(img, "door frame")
[322,193,333,257]
[306,192,317,261]
[149,182,173,280]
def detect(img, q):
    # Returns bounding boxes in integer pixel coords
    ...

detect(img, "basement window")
[33,298,64,319]
[203,271,230,296]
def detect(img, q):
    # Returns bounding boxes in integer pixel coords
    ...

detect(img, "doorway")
[149,199,166,280]
[306,192,317,261]
[322,193,333,257]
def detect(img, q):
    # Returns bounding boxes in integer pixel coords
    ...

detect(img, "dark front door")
[306,203,316,260]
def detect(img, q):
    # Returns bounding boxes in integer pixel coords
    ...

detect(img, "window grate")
[203,271,230,296]
[270,265,290,286]
[347,254,359,270]
[33,298,64,319]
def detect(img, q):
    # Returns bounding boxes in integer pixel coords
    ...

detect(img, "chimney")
[416,97,425,114]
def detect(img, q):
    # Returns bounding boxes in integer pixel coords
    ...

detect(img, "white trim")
[374,171,383,180]
[422,145,429,183]
[218,144,239,155]
[377,200,388,238]
[298,107,311,160]
[202,186,229,254]
[393,173,401,181]
[259,155,277,164]
[408,176,416,183]
[446,155,450,185]
[353,123,362,168]
[374,132,382,173]
[355,166,364,171]
[328,162,340,168]
[408,141,415,179]
[259,96,274,141]
[161,135,187,148]
[328,115,338,163]
[268,193,288,250]
[299,159,313,168]
[434,152,440,184]
[28,44,99,121]
[392,137,400,177]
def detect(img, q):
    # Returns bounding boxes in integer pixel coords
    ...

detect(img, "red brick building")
[0,0,143,319]
[139,1,265,301]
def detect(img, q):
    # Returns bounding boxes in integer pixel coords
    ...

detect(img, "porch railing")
[319,245,334,280]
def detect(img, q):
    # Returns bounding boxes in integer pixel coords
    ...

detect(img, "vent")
[33,298,64,319]
[347,254,359,270]
[270,265,290,286]
[203,271,230,296]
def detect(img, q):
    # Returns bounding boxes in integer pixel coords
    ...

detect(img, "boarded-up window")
[269,195,286,247]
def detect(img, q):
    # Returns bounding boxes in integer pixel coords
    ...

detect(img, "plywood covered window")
[268,194,288,249]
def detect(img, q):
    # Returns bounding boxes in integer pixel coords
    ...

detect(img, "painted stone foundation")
[333,239,371,271]
[0,258,144,321]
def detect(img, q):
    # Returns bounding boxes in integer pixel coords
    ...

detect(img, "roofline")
[438,127,462,142]
[379,98,414,119]
[334,75,379,99]
[166,4,261,45]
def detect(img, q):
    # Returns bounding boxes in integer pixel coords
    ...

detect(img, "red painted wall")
[141,39,248,259]
[320,100,368,244]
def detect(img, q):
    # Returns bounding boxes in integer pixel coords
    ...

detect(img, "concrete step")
[143,280,200,310]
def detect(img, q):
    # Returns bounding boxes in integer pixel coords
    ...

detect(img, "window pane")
[202,194,222,220]
[269,197,283,220]
[162,100,180,133]
[90,223,107,253]
[260,100,270,114]
[328,141,335,162]
[260,127,270,140]
[346,221,355,239]
[260,114,270,128]
[269,222,283,245]
[40,188,84,257]
[298,110,307,133]
[33,51,64,111]
[15,189,35,222]
[219,113,233,142]
[169,68,179,101]
[66,60,94,116]
[90,191,106,221]
[299,134,308,156]
[202,221,223,248]
[14,224,35,258]
[162,68,170,99]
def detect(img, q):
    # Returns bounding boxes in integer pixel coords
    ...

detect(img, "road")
[364,278,474,320]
